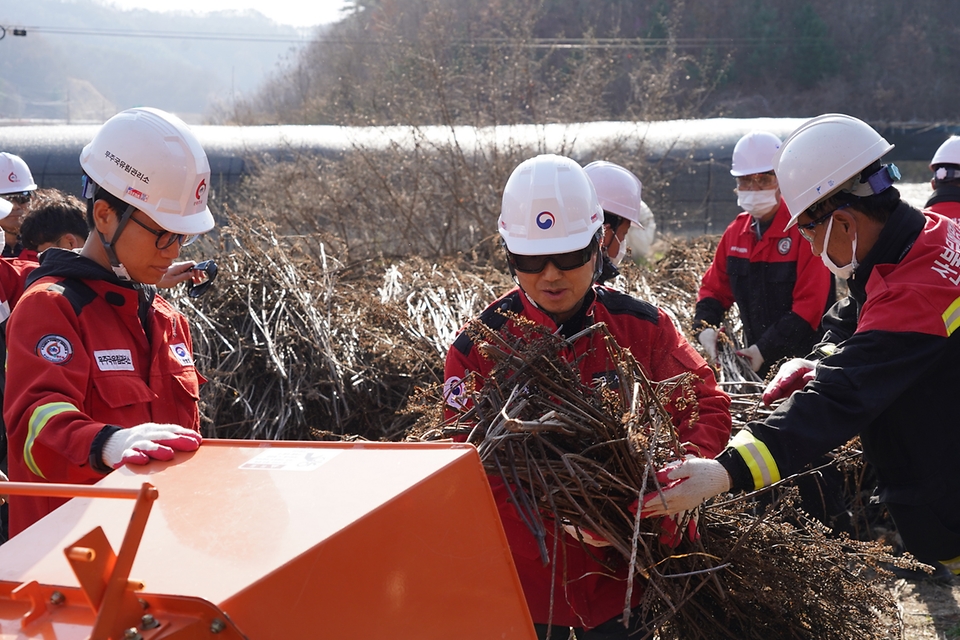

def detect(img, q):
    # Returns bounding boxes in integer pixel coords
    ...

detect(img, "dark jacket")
[719,205,960,515]
[694,200,834,370]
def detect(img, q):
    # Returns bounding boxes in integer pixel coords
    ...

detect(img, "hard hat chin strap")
[98,203,136,281]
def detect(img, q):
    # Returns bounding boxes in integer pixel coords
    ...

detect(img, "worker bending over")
[645,114,960,580]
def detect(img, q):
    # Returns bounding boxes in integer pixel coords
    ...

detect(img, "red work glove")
[561,523,612,548]
[102,423,202,469]
[735,343,764,373]
[628,494,699,548]
[762,358,817,407]
[640,458,731,518]
[658,511,700,548]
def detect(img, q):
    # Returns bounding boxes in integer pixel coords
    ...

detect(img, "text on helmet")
[104,150,150,185]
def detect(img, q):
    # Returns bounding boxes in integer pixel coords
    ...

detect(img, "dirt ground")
[893,577,960,638]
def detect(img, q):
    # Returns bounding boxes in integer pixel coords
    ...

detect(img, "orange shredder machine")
[0,440,536,639]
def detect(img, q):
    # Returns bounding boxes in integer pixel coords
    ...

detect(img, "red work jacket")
[5,250,202,535]
[444,285,731,629]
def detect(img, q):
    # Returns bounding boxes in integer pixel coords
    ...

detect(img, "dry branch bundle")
[415,310,905,639]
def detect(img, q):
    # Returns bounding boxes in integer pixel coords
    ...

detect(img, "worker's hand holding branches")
[640,458,731,518]
[102,423,202,469]
[736,344,764,373]
[697,327,718,364]
[762,357,817,406]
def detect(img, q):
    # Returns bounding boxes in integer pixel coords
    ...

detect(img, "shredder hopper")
[0,440,536,639]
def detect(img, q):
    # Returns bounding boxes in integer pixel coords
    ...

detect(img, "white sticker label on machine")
[239,449,341,471]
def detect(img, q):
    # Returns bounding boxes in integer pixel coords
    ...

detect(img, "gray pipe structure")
[0,118,956,235]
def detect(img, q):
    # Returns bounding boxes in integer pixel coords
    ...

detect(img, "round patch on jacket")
[443,375,469,410]
[36,334,73,365]
[777,237,792,255]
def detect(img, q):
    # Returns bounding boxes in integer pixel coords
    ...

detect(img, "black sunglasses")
[128,214,198,250]
[507,242,597,274]
[187,260,218,298]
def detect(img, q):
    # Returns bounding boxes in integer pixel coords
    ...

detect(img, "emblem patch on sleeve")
[36,334,73,365]
[170,343,194,366]
[94,349,135,371]
[443,375,469,410]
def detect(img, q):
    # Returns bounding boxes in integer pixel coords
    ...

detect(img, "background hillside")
[0,0,322,123]
[232,0,960,126]
[4,0,957,126]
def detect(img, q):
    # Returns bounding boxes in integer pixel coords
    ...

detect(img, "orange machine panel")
[0,441,535,639]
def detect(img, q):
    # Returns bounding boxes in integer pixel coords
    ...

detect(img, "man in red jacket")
[4,108,213,536]
[694,131,834,376]
[444,154,731,638]
[925,136,960,220]
[645,114,960,584]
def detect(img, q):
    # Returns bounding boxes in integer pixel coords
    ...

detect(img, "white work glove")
[640,458,731,518]
[561,523,612,548]
[697,327,718,363]
[735,343,764,372]
[762,357,817,407]
[102,423,202,469]
[0,469,7,506]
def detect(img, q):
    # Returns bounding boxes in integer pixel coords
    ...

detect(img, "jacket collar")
[848,201,925,303]
[518,286,597,339]
[925,184,960,208]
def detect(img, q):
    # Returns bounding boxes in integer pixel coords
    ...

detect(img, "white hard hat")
[499,154,603,255]
[583,161,644,227]
[774,114,894,228]
[931,136,960,169]
[0,152,38,195]
[80,107,214,235]
[730,131,782,176]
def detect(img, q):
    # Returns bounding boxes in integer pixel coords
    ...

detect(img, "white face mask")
[737,189,780,218]
[820,214,858,280]
[609,232,629,266]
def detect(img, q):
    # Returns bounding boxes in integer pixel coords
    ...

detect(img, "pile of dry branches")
[171,213,466,441]
[412,311,905,639]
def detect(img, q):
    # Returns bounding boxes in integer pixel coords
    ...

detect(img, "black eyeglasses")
[2,192,31,205]
[128,214,198,250]
[797,203,849,242]
[506,242,597,274]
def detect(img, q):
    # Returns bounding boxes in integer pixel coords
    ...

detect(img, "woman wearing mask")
[693,130,834,376]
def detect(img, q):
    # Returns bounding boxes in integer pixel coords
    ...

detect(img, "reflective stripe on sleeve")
[942,296,960,336]
[728,429,781,490]
[940,554,960,575]
[24,402,78,479]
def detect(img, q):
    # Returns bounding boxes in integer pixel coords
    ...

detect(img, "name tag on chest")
[94,349,135,371]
